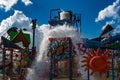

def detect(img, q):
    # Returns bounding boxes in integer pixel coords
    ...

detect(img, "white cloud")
[95,0,120,22]
[99,20,115,31]
[0,9,50,51]
[0,10,31,35]
[113,25,120,35]
[21,0,33,6]
[106,20,115,25]
[0,0,18,12]
[0,0,33,11]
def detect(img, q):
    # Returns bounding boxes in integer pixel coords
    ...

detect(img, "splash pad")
[0,10,120,80]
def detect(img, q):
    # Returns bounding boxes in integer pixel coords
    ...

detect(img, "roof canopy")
[9,29,31,47]
[99,24,114,37]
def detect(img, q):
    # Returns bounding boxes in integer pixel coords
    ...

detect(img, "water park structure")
[0,9,120,80]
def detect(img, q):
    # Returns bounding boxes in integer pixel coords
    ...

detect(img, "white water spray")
[26,24,106,80]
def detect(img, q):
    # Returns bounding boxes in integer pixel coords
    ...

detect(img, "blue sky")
[0,0,120,38]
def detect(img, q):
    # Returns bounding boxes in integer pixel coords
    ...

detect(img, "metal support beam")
[69,39,72,80]
[50,45,53,80]
[112,56,114,80]
[10,49,13,80]
[88,69,90,80]
[32,19,37,54]
[3,48,5,80]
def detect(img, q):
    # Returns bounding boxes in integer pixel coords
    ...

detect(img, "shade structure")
[9,29,30,47]
[1,36,20,49]
[99,24,114,37]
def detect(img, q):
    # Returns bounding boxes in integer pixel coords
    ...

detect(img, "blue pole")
[32,19,37,54]
[69,38,73,80]
[112,56,114,80]
[50,44,53,80]
[88,69,90,80]
[3,48,5,80]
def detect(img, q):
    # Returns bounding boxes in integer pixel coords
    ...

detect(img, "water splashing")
[26,25,103,80]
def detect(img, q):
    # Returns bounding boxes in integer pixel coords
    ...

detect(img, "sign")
[48,37,87,60]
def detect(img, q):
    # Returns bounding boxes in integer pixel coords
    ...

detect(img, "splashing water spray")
[26,10,111,80]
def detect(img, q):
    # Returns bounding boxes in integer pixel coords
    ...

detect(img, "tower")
[48,9,82,34]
